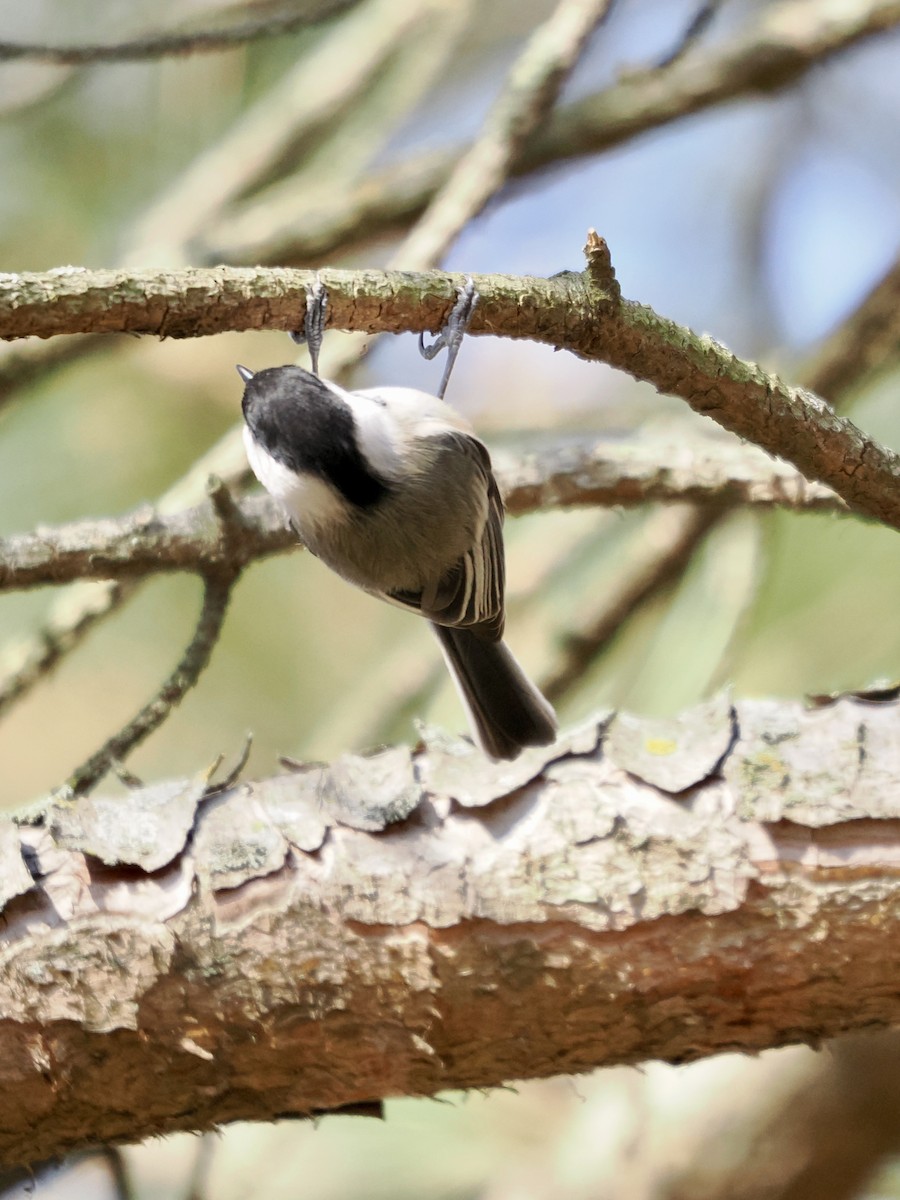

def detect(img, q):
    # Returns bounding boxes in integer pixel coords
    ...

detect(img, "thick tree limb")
[5,694,900,1165]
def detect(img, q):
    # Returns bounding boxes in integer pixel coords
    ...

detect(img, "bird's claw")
[418,275,478,399]
[289,278,328,376]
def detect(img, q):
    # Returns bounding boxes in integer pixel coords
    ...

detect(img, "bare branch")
[0,1,363,64]
[100,1146,135,1200]
[0,334,107,417]
[0,580,127,718]
[1,263,896,533]
[0,497,266,591]
[803,249,900,401]
[56,569,238,799]
[655,0,724,68]
[541,505,719,704]
[0,436,848,594]
[204,0,900,266]
[0,416,251,717]
[400,0,617,268]
[124,0,443,266]
[6,694,900,1162]
[656,1034,900,1200]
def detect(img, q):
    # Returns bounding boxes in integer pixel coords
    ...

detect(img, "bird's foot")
[418,275,478,399]
[289,277,328,376]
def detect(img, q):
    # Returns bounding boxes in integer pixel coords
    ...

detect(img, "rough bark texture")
[4,693,900,1166]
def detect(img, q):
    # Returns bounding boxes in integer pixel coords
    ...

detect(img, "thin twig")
[185,1133,217,1200]
[0,333,107,416]
[200,0,476,273]
[0,580,127,719]
[99,1145,136,1200]
[0,429,250,716]
[0,1,363,64]
[803,248,900,400]
[541,505,720,704]
[400,0,617,268]
[656,0,725,68]
[55,570,237,799]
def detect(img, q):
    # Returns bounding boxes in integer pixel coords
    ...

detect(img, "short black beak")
[235,364,255,383]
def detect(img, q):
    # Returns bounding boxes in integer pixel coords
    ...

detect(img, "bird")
[238,362,558,760]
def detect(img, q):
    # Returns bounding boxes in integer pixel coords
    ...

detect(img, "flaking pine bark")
[2,693,900,1166]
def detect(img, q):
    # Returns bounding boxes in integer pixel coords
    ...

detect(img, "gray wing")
[388,433,506,641]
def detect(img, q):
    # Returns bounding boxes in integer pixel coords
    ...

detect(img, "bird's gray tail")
[431,624,558,762]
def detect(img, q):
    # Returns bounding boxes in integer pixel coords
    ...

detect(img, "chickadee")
[238,363,558,760]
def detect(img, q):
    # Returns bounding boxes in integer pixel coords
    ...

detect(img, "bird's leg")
[289,277,328,376]
[418,275,479,399]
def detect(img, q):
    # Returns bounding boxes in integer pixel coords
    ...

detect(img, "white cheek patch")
[242,426,346,531]
[334,386,402,479]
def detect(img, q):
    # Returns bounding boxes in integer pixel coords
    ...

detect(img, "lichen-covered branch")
[2,261,897,533]
[0,494,279,592]
[5,694,900,1165]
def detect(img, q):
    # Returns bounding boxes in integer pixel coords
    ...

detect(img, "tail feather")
[431,624,557,761]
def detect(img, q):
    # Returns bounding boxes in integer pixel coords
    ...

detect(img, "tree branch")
[123,0,443,267]
[0,436,847,594]
[655,0,724,68]
[0,1,364,64]
[0,426,251,717]
[803,248,900,400]
[540,504,720,704]
[203,0,900,265]
[399,0,616,267]
[1,261,896,532]
[0,0,894,402]
[56,567,238,798]
[0,580,128,718]
[5,694,900,1164]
